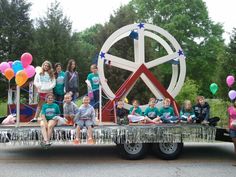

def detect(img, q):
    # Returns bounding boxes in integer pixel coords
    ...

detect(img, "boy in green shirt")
[159,98,178,123]
[87,64,100,119]
[144,98,162,124]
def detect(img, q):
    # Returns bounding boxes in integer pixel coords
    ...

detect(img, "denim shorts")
[229,129,236,138]
[76,119,93,129]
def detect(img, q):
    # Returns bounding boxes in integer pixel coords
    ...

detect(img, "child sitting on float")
[40,93,63,146]
[63,92,79,125]
[180,100,196,123]
[128,99,144,123]
[159,98,178,123]
[74,96,96,144]
[116,100,128,125]
[144,98,162,124]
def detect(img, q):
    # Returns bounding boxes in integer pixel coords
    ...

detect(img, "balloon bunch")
[0,53,35,87]
[226,75,236,100]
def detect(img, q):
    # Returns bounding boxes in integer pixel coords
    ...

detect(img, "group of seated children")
[39,94,212,146]
[40,93,95,146]
[117,96,211,125]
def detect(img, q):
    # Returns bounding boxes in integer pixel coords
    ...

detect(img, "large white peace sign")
[98,23,186,110]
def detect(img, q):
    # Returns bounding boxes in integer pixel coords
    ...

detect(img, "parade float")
[0,23,231,160]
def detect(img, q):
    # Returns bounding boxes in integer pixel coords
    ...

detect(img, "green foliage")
[0,0,33,60]
[71,24,104,94]
[0,0,33,99]
[208,99,229,128]
[216,28,236,99]
[0,0,233,113]
[32,1,72,66]
[130,0,225,97]
[175,78,199,105]
[0,101,7,116]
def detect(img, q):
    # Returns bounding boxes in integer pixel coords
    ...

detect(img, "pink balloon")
[0,62,10,73]
[228,90,236,100]
[24,65,35,78]
[21,52,33,68]
[226,75,235,87]
[8,61,13,68]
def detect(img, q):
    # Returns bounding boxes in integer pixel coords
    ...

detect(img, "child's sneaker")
[201,120,209,125]
[40,141,46,147]
[180,120,187,124]
[45,141,52,146]
[29,117,38,123]
[170,120,178,124]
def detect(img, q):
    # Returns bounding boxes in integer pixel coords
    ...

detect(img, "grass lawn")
[0,101,7,117]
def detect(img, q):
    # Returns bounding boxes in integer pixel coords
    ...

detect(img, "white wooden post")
[99,84,102,124]
[29,81,34,105]
[15,86,20,127]
[8,88,13,104]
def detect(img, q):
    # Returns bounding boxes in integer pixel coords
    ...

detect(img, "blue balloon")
[12,60,23,74]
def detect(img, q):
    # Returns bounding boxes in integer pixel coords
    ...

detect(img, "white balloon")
[35,66,42,74]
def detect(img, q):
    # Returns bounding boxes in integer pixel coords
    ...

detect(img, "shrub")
[175,78,199,105]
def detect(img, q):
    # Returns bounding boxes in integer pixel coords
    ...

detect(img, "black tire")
[152,142,183,160]
[117,142,148,160]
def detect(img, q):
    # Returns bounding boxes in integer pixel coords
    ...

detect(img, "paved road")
[0,142,235,177]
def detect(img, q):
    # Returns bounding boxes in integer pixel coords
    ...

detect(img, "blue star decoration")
[178,49,184,56]
[100,52,106,59]
[138,23,145,29]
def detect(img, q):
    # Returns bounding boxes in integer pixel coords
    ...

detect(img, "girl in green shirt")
[128,100,144,123]
[40,93,61,146]
[53,63,65,113]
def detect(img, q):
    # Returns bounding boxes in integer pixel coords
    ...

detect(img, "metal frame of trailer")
[0,123,231,160]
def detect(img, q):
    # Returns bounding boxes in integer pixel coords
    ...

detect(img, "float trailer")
[0,123,231,160]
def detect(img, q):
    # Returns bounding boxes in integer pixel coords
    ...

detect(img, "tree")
[216,28,236,99]
[131,0,225,97]
[0,0,33,99]
[70,24,104,94]
[0,0,33,60]
[32,1,72,66]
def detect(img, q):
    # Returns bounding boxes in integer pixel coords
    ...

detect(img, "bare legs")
[35,99,44,119]
[75,126,93,144]
[75,126,81,143]
[40,119,57,143]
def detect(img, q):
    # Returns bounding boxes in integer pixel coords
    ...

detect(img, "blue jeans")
[180,115,196,122]
[54,94,64,114]
[230,129,236,138]
[90,89,99,109]
[161,116,178,123]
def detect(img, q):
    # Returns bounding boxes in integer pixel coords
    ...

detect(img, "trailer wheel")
[152,142,183,160]
[117,142,148,160]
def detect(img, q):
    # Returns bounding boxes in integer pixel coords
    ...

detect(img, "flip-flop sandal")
[73,139,80,145]
[87,138,94,144]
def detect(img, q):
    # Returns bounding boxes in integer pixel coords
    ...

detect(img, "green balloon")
[210,83,218,95]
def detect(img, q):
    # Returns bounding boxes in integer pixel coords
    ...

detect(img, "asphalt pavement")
[0,142,235,177]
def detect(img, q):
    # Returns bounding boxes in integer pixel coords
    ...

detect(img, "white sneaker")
[201,120,209,125]
[29,117,38,123]
[180,120,187,124]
